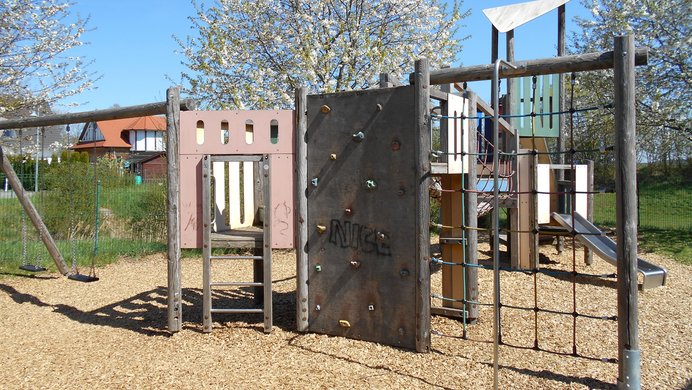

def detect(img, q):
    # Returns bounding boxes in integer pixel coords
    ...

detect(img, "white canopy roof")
[483,0,570,33]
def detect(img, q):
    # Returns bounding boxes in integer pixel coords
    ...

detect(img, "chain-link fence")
[1,158,166,273]
[593,185,691,231]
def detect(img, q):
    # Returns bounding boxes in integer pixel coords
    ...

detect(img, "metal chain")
[35,225,45,267]
[70,223,78,274]
[21,214,28,265]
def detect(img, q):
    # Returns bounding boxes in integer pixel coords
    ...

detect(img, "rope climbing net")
[429,72,620,363]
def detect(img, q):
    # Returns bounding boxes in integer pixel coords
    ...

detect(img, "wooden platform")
[211,226,264,248]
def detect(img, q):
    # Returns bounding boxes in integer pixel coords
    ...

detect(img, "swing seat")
[19,264,47,272]
[67,273,99,283]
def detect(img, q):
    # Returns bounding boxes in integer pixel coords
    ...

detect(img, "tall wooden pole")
[585,160,595,265]
[166,87,183,333]
[506,28,521,268]
[614,35,640,389]
[491,26,499,63]
[491,59,502,390]
[295,87,309,332]
[557,4,566,163]
[414,58,431,353]
[505,29,515,121]
[557,4,567,252]
[464,90,479,321]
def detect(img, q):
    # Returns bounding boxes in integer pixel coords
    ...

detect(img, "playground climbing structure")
[178,109,294,333]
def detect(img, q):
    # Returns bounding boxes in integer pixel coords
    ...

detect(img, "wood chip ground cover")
[0,242,689,389]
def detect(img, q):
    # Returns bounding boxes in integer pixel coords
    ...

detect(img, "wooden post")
[557,4,566,162]
[585,160,594,265]
[614,35,640,389]
[489,27,498,255]
[201,156,212,332]
[261,155,272,333]
[166,87,183,333]
[491,26,499,63]
[253,161,265,224]
[295,87,309,332]
[0,145,70,275]
[464,90,479,321]
[438,73,457,316]
[414,58,432,352]
[441,175,463,312]
[379,73,392,88]
[506,28,523,269]
[505,29,515,123]
[492,58,501,390]
[556,3,567,253]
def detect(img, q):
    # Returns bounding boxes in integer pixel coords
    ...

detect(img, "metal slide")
[552,212,667,290]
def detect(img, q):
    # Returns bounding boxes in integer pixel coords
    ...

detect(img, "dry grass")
[0,241,689,389]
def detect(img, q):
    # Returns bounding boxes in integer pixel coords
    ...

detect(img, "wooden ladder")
[201,154,272,333]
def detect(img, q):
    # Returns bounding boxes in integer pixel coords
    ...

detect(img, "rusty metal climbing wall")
[305,86,427,350]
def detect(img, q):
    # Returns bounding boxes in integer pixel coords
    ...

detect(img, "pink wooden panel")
[180,110,294,155]
[269,154,295,248]
[179,155,203,248]
[178,110,295,249]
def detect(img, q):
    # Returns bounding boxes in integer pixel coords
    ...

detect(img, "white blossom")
[175,0,469,109]
[0,0,96,115]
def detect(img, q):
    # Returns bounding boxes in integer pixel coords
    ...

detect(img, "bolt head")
[352,131,365,142]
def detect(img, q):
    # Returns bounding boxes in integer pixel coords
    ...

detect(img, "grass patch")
[593,181,691,265]
[638,228,692,266]
[0,237,166,279]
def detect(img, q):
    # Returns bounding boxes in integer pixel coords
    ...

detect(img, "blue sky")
[64,0,592,112]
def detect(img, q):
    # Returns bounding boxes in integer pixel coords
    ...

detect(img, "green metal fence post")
[93,179,101,257]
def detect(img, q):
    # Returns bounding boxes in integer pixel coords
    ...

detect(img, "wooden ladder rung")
[210,255,263,260]
[210,308,264,314]
[210,281,263,287]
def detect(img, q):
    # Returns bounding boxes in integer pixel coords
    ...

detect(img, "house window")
[136,131,146,151]
[156,131,164,151]
[82,122,104,142]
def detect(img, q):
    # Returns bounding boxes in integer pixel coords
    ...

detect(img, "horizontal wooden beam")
[0,98,196,130]
[426,48,649,85]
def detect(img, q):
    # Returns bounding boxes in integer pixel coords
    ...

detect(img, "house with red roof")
[72,116,166,160]
[71,116,168,180]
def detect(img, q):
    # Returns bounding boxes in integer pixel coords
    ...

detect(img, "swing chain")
[21,214,28,265]
[70,222,78,274]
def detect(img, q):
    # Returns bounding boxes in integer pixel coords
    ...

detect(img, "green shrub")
[125,181,167,242]
[42,160,96,239]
